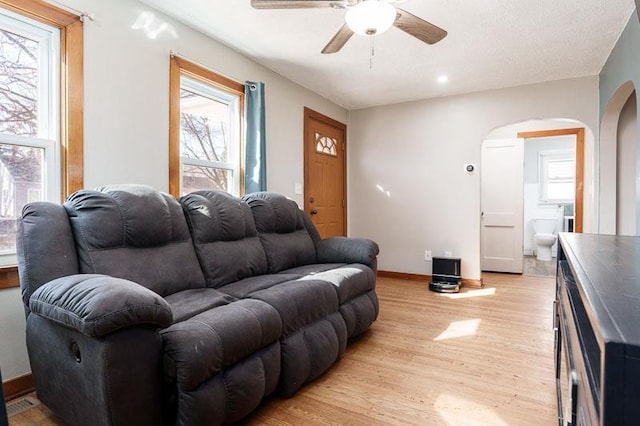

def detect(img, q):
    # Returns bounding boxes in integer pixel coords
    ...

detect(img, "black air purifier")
[429,257,462,293]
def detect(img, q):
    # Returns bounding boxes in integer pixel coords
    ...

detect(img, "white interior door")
[481,138,524,273]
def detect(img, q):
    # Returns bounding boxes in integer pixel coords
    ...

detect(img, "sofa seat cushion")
[164,288,237,323]
[244,279,339,336]
[161,299,281,391]
[218,274,302,299]
[278,263,346,275]
[282,263,376,305]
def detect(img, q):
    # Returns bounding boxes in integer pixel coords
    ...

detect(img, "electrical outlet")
[424,250,432,261]
[444,250,453,257]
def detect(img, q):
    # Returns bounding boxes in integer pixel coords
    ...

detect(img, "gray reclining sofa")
[16,185,379,425]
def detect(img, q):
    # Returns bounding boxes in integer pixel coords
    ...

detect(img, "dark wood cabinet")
[555,233,640,425]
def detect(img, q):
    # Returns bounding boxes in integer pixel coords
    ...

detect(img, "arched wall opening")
[600,80,637,235]
[480,118,596,274]
[617,90,637,235]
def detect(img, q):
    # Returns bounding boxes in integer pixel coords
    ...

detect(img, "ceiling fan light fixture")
[345,1,397,36]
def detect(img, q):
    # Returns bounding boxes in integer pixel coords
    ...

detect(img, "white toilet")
[533,219,558,261]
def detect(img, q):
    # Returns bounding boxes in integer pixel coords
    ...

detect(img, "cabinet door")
[558,300,578,426]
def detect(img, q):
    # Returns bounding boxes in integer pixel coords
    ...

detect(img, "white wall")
[0,0,348,382]
[348,77,599,280]
[617,92,637,235]
[522,136,575,256]
[74,0,348,203]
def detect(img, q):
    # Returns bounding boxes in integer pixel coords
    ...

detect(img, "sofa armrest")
[29,274,173,338]
[316,237,379,267]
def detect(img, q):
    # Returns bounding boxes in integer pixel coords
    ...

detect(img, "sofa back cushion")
[64,185,205,296]
[243,192,316,273]
[180,191,268,287]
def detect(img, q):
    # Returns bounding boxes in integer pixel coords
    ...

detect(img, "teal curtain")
[245,81,267,193]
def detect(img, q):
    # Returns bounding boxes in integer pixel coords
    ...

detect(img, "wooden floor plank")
[8,272,557,425]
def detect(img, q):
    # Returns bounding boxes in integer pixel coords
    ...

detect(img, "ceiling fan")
[250,0,447,54]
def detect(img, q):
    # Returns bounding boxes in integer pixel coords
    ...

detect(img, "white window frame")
[0,135,58,262]
[179,76,241,196]
[0,10,61,265]
[539,150,575,204]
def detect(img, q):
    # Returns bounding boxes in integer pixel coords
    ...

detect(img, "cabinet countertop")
[559,232,640,350]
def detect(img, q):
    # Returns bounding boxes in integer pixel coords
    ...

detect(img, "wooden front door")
[304,107,347,238]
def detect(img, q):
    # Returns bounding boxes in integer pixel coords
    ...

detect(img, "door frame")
[303,107,348,235]
[517,127,584,233]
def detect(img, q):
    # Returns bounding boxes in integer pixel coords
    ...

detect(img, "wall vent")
[6,396,39,417]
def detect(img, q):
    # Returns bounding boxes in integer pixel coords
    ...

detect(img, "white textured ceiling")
[140,0,636,110]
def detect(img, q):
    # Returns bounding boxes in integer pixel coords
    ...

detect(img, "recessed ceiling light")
[437,75,449,84]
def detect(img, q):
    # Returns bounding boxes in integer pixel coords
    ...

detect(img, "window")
[170,56,244,197]
[0,0,83,281]
[540,151,575,204]
[315,133,337,157]
[0,8,59,264]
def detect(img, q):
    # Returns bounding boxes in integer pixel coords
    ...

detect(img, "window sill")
[0,265,19,289]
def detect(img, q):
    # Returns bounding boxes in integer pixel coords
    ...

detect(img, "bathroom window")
[539,151,575,204]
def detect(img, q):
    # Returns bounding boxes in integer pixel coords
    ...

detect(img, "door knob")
[310,209,318,215]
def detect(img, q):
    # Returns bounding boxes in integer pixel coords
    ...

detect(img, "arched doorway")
[481,119,595,275]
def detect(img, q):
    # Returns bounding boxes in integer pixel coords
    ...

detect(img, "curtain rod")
[45,0,95,21]
[169,50,246,87]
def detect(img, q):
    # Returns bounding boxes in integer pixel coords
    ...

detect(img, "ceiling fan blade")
[321,24,354,54]
[251,0,338,9]
[394,8,447,45]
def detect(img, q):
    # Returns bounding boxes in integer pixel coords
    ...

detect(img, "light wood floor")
[9,273,557,425]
